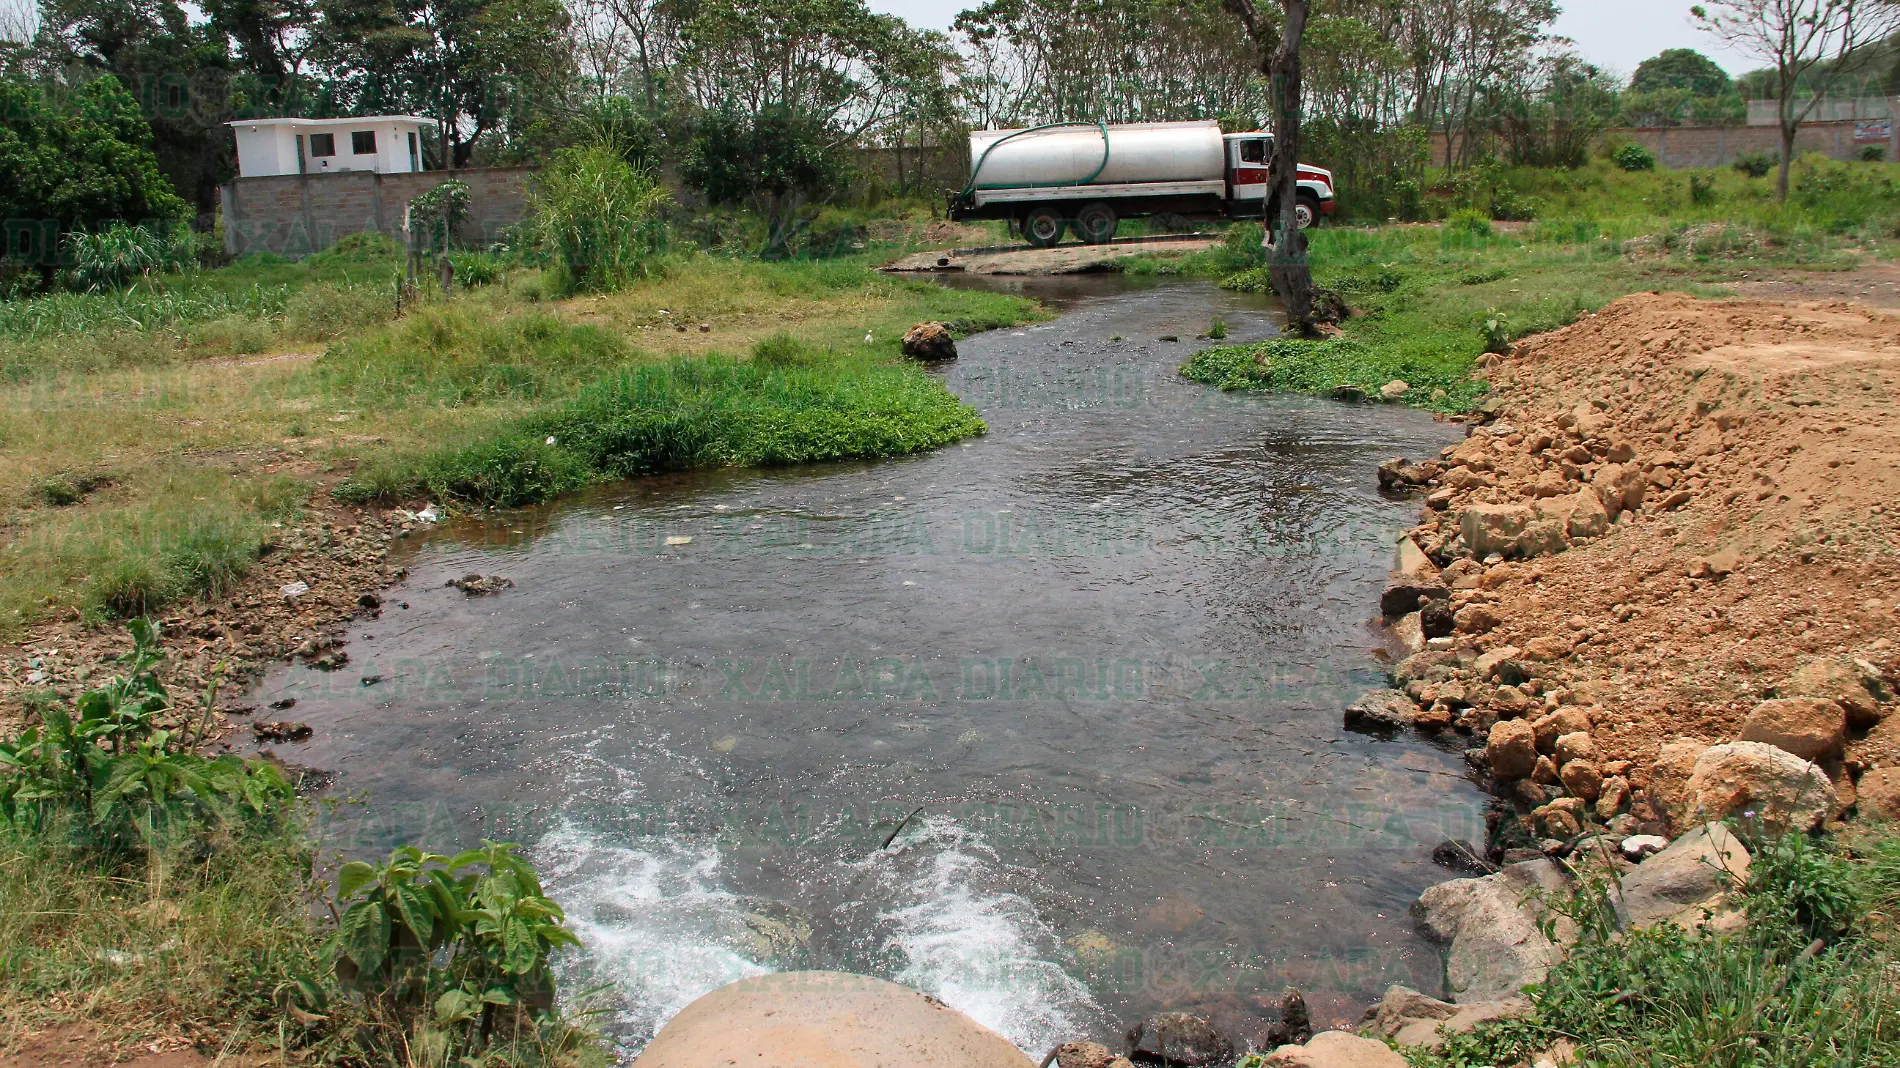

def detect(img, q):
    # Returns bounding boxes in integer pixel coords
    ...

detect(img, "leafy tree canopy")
[1631,48,1731,97]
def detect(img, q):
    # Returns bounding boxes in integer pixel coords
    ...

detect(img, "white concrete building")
[228,116,434,178]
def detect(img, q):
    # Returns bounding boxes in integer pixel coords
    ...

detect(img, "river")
[265,275,1481,1058]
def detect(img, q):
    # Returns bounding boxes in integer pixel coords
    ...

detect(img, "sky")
[864,0,1766,79]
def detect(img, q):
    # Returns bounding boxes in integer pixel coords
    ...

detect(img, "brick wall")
[220,167,535,257]
[1427,119,1897,171]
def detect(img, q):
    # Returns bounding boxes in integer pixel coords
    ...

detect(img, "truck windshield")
[1239,139,1266,164]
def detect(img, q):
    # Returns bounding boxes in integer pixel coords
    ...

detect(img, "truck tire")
[1294,193,1322,230]
[1022,206,1066,248]
[1074,202,1118,245]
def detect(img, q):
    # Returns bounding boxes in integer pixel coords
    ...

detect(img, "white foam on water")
[866,816,1103,1056]
[534,822,772,1051]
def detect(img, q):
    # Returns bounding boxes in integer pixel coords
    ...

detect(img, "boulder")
[1532,709,1592,753]
[1534,490,1610,540]
[1738,697,1847,763]
[1486,719,1540,780]
[1619,834,1668,861]
[1382,574,1449,618]
[1459,504,1535,559]
[1380,379,1411,401]
[1360,985,1530,1050]
[1590,463,1646,518]
[1612,822,1751,930]
[1681,741,1837,835]
[1857,768,1900,821]
[1596,775,1631,819]
[1264,1031,1407,1068]
[634,971,1035,1068]
[1413,859,1572,1002]
[1051,1041,1131,1068]
[1518,519,1570,558]
[1785,658,1882,729]
[1391,612,1426,654]
[1346,689,1427,734]
[1419,597,1457,638]
[1455,603,1503,634]
[902,321,958,361]
[1560,759,1603,803]
[1522,634,1573,661]
[1126,1012,1232,1067]
[1648,739,1712,831]
[1431,839,1497,876]
[1553,732,1599,766]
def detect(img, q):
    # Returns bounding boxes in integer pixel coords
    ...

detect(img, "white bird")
[864,331,874,344]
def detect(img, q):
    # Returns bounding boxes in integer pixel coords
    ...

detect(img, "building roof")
[227,115,435,129]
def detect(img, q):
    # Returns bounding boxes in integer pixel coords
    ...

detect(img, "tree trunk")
[1777,122,1794,202]
[1267,0,1316,335]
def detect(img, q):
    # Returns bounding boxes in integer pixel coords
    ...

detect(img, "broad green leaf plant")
[0,619,292,844]
[334,840,583,1060]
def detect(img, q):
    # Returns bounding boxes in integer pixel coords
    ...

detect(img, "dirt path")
[1725,259,1900,311]
[884,235,1216,275]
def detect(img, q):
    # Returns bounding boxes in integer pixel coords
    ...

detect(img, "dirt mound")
[1388,291,1900,828]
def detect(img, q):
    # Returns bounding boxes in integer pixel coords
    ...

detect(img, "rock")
[1739,697,1847,763]
[1517,518,1570,558]
[448,574,514,595]
[1619,834,1669,861]
[1486,719,1539,780]
[1857,768,1900,821]
[252,721,312,742]
[1596,775,1631,819]
[1051,1041,1128,1068]
[1522,634,1573,661]
[1532,709,1592,753]
[1431,839,1497,876]
[1391,611,1425,653]
[1532,803,1581,839]
[1534,490,1610,540]
[1380,379,1411,400]
[1590,463,1646,518]
[635,972,1034,1068]
[1532,755,1561,786]
[1459,503,1535,559]
[279,581,310,599]
[1560,759,1604,803]
[1382,573,1449,618]
[1681,741,1837,835]
[1491,684,1532,716]
[1419,597,1457,638]
[1553,732,1599,766]
[1346,690,1427,735]
[1454,602,1502,635]
[1126,1012,1232,1066]
[1413,859,1571,1001]
[1648,739,1711,830]
[1264,1031,1407,1068]
[902,321,958,361]
[1785,658,1882,729]
[1613,822,1751,929]
[1331,384,1367,403]
[1360,985,1530,1050]
[1473,647,1526,684]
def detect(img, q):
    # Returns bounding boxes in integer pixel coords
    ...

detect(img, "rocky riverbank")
[0,497,416,742]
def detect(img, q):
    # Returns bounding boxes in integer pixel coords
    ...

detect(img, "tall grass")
[527,142,672,293]
[310,306,634,407]
[338,343,985,506]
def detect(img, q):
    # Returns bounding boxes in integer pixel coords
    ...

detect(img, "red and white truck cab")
[1222,132,1337,230]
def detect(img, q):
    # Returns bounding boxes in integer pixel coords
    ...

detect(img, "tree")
[1226,0,1319,335]
[1694,0,1900,199]
[0,73,189,274]
[1631,47,1733,96]
[680,106,846,250]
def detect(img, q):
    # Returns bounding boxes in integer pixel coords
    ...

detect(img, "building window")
[351,130,376,155]
[309,133,336,157]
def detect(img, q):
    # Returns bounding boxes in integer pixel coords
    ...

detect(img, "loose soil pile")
[1384,291,1900,835]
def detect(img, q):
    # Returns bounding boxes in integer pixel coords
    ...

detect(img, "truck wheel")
[1022,206,1066,248]
[1075,202,1118,245]
[1295,193,1322,230]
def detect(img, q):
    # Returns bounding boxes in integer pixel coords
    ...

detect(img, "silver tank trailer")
[966,119,1226,188]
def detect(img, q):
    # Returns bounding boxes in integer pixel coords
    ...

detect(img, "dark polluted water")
[262,275,1480,1058]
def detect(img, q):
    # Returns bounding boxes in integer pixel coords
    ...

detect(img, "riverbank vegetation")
[1169,152,1900,410]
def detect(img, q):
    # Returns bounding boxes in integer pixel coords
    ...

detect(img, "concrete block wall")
[220,167,535,257]
[1428,119,1897,171]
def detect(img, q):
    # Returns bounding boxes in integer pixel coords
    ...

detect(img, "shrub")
[1482,308,1512,354]
[1445,209,1494,238]
[528,142,671,293]
[1689,170,1718,206]
[1613,142,1657,172]
[448,250,504,287]
[65,224,198,292]
[1860,144,1886,162]
[1732,151,1777,178]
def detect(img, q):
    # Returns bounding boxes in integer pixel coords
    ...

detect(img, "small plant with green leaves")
[1207,317,1228,340]
[1732,151,1777,178]
[1689,170,1718,206]
[332,841,584,1060]
[0,620,293,844]
[1481,308,1511,355]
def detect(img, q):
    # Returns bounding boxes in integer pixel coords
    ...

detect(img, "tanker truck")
[947,119,1336,248]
